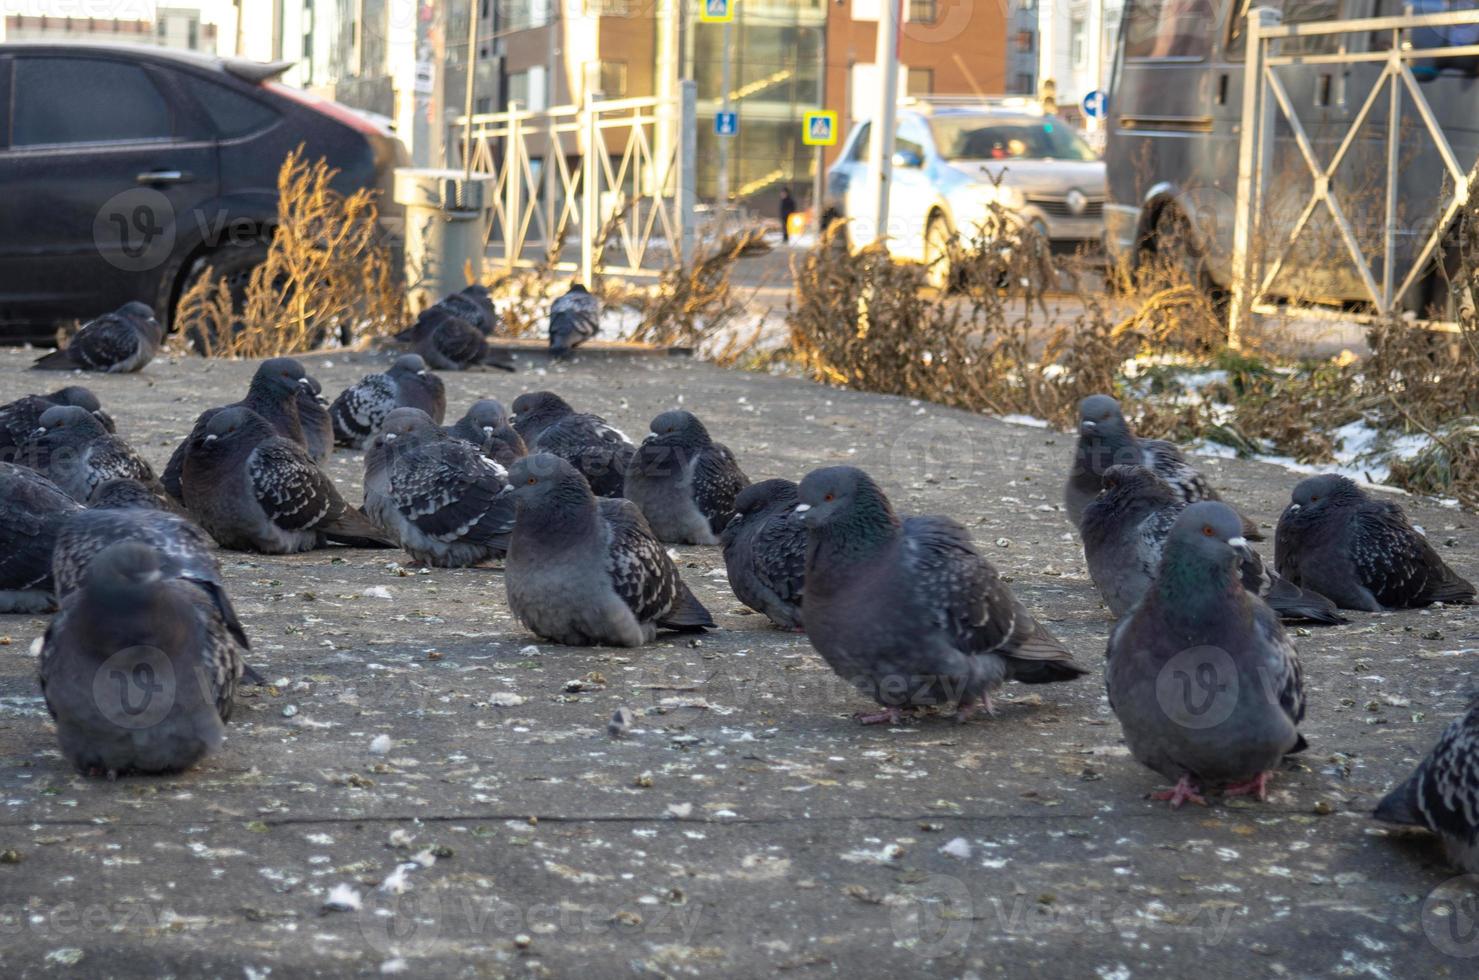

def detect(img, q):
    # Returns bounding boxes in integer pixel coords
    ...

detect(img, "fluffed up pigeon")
[1105,502,1308,808]
[181,406,393,553]
[721,478,806,631]
[510,391,635,497]
[364,408,516,567]
[37,542,246,777]
[330,354,447,449]
[32,301,162,373]
[413,307,516,372]
[1374,693,1479,872]
[0,463,82,612]
[163,357,314,503]
[1082,464,1345,624]
[796,466,1088,724]
[91,477,178,512]
[397,284,500,339]
[1275,474,1476,611]
[624,410,749,545]
[549,283,599,358]
[1066,394,1259,537]
[444,398,527,467]
[297,372,333,463]
[504,453,715,646]
[23,405,163,505]
[1,387,114,465]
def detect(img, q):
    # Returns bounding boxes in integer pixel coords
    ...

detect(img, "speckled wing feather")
[1352,503,1476,606]
[692,443,749,534]
[752,511,807,608]
[330,374,398,446]
[0,464,81,596]
[83,437,159,500]
[180,583,245,721]
[71,317,141,371]
[1139,439,1213,503]
[598,497,681,624]
[247,440,338,531]
[0,395,55,458]
[390,442,514,546]
[1389,705,1479,843]
[1254,602,1307,741]
[536,415,636,497]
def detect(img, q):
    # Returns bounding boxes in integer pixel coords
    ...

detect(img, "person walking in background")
[779,187,797,244]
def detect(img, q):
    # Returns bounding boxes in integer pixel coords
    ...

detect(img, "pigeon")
[549,283,600,357]
[796,466,1088,724]
[181,406,393,553]
[720,478,806,630]
[1082,465,1345,624]
[1105,501,1308,808]
[413,307,516,372]
[91,477,178,512]
[1275,474,1476,611]
[0,463,82,612]
[297,372,334,463]
[32,301,162,373]
[330,354,447,449]
[37,541,245,777]
[504,453,715,646]
[1374,693,1479,872]
[163,357,315,503]
[0,387,114,465]
[444,398,527,468]
[624,410,749,545]
[396,285,500,340]
[1065,394,1259,537]
[363,408,516,567]
[510,391,636,498]
[23,405,163,505]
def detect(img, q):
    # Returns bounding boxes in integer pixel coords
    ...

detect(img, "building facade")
[2,7,218,50]
[1036,0,1122,130]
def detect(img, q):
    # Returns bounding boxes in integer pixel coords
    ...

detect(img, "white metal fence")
[450,81,697,286]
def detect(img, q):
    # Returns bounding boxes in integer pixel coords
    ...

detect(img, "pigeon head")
[510,391,574,428]
[201,406,276,449]
[1288,474,1363,515]
[734,478,799,517]
[1160,501,1255,596]
[567,282,590,295]
[92,478,169,511]
[117,301,158,323]
[86,541,164,591]
[390,354,431,377]
[795,466,898,533]
[461,284,491,300]
[461,398,509,430]
[646,410,710,448]
[1076,395,1138,473]
[53,387,102,413]
[251,357,312,399]
[378,408,440,445]
[34,405,108,442]
[506,453,593,518]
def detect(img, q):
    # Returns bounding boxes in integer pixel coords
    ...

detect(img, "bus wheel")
[1145,206,1208,291]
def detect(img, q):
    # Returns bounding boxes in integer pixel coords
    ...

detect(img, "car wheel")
[174,240,271,351]
[924,213,954,292]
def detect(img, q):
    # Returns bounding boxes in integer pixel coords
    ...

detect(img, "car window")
[930,116,1098,161]
[13,57,173,146]
[847,123,871,162]
[190,78,279,139]
[1123,0,1219,60]
[1225,0,1345,58]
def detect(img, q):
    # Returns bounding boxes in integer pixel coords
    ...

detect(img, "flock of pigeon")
[1,293,1477,878]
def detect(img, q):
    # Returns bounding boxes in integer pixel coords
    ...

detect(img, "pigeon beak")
[1079,420,1097,435]
[792,502,812,524]
[1287,503,1301,512]
[498,484,515,496]
[1227,535,1255,562]
[384,433,398,443]
[418,370,428,376]
[204,433,218,443]
[298,377,313,388]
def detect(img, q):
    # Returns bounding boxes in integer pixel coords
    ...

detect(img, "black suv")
[0,43,408,341]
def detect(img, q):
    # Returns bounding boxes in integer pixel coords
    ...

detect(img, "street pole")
[811,27,824,237]
[462,0,478,185]
[866,0,900,244]
[544,0,558,254]
[717,16,733,234]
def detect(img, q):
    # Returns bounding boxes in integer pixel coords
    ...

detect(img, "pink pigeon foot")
[1149,775,1208,809]
[1223,772,1272,802]
[953,694,997,724]
[854,706,906,726]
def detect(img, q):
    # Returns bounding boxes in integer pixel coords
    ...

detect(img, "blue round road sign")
[1082,90,1108,119]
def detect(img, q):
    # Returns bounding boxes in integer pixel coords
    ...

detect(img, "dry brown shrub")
[173,147,401,356]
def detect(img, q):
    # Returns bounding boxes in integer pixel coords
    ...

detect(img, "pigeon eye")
[526,477,537,485]
[824,493,835,502]
[1310,495,1320,503]
[1202,525,1215,537]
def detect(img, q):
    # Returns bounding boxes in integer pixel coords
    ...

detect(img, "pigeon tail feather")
[656,580,715,631]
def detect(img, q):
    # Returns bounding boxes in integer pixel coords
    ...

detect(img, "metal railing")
[450,81,698,285]
[1228,7,1479,344]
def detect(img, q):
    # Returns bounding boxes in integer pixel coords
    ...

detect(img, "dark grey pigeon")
[720,478,806,631]
[505,453,715,646]
[1065,394,1259,538]
[797,466,1088,725]
[37,542,245,778]
[414,308,516,372]
[444,398,527,468]
[297,372,333,463]
[1082,465,1345,624]
[1,387,114,465]
[549,283,599,358]
[624,409,749,545]
[1106,501,1308,808]
[24,405,163,505]
[363,408,516,567]
[1276,474,1475,611]
[0,463,82,612]
[163,357,314,503]
[510,391,635,498]
[330,354,447,449]
[90,477,180,514]
[181,407,393,554]
[1374,694,1479,872]
[397,285,500,340]
[32,301,162,373]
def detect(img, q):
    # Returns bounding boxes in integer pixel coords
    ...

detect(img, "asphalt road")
[0,347,1476,979]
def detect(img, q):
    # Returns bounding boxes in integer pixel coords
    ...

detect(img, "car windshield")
[929,116,1098,162]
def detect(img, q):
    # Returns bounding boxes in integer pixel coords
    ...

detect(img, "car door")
[0,52,219,327]
[888,116,935,261]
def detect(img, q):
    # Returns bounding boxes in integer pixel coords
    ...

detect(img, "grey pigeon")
[1106,501,1308,808]
[796,466,1088,724]
[504,453,715,646]
[1,387,114,465]
[37,542,245,777]
[445,398,527,468]
[330,354,447,449]
[181,406,393,553]
[625,410,749,545]
[1066,394,1259,538]
[1374,694,1479,872]
[363,408,516,567]
[413,307,516,372]
[510,391,635,497]
[549,283,600,357]
[1276,474,1475,611]
[396,285,500,340]
[297,372,333,463]
[720,478,806,630]
[24,405,163,505]
[32,301,162,373]
[0,463,82,612]
[1082,465,1345,624]
[163,357,314,502]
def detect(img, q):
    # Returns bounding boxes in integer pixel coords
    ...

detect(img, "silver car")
[825,101,1107,288]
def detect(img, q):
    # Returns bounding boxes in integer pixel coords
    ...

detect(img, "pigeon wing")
[599,497,680,623]
[390,442,514,546]
[692,443,749,534]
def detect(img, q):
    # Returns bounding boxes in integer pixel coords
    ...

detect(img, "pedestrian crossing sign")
[700,0,734,23]
[802,111,837,146]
